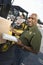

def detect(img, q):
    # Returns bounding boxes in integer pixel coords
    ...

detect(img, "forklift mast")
[0,0,28,20]
[0,0,12,18]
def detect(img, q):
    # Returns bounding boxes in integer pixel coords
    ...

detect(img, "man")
[16,13,42,53]
[14,13,42,65]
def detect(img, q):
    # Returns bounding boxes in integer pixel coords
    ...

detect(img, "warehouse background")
[12,0,43,22]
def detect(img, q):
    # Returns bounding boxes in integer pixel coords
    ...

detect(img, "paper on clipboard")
[0,17,12,44]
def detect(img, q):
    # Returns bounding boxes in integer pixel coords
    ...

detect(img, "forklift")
[0,0,28,37]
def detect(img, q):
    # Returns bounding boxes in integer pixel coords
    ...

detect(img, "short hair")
[31,13,37,16]
[31,13,37,18]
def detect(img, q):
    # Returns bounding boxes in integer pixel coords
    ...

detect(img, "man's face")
[27,15,37,27]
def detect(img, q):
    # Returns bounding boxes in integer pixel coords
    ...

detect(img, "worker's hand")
[16,39,24,47]
[17,39,22,44]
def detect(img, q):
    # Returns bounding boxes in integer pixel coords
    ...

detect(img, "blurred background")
[12,0,43,22]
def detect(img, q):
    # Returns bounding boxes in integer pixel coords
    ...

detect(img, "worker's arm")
[16,39,37,54]
[2,33,37,54]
